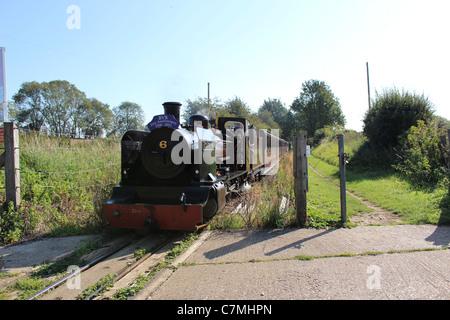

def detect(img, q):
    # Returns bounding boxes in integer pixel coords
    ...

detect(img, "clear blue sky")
[1,0,449,131]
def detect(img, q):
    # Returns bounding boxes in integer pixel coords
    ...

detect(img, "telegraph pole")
[207,82,210,108]
[366,62,371,110]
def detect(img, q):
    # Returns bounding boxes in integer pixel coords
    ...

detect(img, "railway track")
[27,231,187,300]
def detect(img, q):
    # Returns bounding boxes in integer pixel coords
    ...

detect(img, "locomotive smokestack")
[163,102,182,123]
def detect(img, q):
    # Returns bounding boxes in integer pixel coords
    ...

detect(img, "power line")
[0,33,128,69]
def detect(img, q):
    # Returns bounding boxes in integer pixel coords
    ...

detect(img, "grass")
[0,132,121,243]
[310,129,449,225]
[212,137,448,229]
[312,130,365,166]
[306,163,372,228]
[209,154,297,230]
[309,154,449,225]
[2,128,446,244]
[210,152,373,230]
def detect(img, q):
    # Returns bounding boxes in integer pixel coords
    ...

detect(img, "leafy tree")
[41,80,87,137]
[12,81,46,131]
[112,101,145,136]
[257,110,279,130]
[4,100,19,121]
[225,96,251,118]
[82,98,114,138]
[258,98,288,124]
[258,98,294,140]
[182,97,224,123]
[290,80,345,141]
[183,96,254,126]
[363,88,434,147]
[13,80,118,138]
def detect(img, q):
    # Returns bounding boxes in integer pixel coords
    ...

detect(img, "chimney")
[163,102,182,123]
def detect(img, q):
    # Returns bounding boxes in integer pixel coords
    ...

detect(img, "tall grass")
[209,155,297,229]
[312,130,366,167]
[0,132,121,243]
[209,152,373,230]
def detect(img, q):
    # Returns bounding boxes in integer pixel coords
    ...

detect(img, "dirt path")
[308,165,404,226]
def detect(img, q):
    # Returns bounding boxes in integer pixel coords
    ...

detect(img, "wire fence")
[0,133,121,196]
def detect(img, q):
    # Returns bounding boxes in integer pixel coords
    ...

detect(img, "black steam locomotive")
[103,102,289,231]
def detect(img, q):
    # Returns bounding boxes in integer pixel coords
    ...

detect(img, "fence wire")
[18,162,120,175]
[0,141,121,196]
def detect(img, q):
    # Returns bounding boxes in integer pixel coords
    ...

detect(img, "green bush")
[348,140,397,170]
[0,202,24,243]
[393,120,448,187]
[363,88,433,147]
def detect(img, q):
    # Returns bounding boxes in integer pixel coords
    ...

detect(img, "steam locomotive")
[103,102,289,231]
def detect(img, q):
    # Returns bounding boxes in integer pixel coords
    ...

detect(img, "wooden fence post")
[294,132,307,226]
[4,122,20,208]
[338,134,347,223]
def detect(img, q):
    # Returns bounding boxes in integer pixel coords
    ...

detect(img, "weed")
[111,233,199,300]
[0,134,120,243]
[76,273,116,300]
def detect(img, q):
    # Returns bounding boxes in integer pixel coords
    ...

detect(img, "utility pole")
[207,82,210,108]
[366,62,371,110]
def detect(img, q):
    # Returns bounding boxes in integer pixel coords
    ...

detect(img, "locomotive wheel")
[203,197,218,219]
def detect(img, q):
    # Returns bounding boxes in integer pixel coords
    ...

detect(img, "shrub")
[348,140,397,170]
[363,88,434,147]
[0,202,24,243]
[393,120,448,187]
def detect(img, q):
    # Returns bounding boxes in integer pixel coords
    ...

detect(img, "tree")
[12,81,46,131]
[40,80,87,137]
[13,79,115,138]
[82,98,114,138]
[112,101,145,136]
[363,88,434,147]
[182,97,224,123]
[258,98,288,125]
[225,97,251,118]
[257,110,279,130]
[290,80,345,139]
[258,98,294,140]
